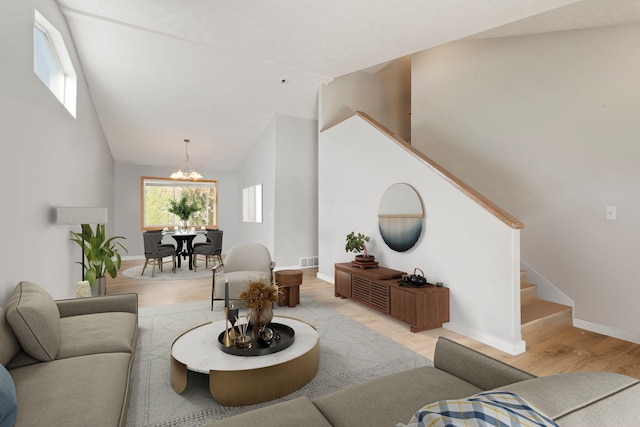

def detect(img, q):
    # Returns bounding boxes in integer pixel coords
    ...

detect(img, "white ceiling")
[56,0,640,171]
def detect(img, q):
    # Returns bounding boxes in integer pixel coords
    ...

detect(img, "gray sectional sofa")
[204,336,640,427]
[0,281,138,427]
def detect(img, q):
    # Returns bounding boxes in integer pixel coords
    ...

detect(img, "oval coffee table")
[170,316,319,406]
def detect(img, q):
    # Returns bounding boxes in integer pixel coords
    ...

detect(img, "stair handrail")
[323,111,525,230]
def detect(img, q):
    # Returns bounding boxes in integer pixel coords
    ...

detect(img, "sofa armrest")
[56,294,138,318]
[433,337,535,390]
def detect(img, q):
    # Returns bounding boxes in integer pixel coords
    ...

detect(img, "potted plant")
[345,231,374,262]
[70,224,127,296]
[168,194,201,231]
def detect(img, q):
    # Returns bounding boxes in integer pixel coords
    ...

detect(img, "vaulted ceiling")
[56,0,640,171]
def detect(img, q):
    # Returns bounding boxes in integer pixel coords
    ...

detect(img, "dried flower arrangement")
[239,278,279,310]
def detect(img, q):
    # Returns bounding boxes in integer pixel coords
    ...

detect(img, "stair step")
[520,270,527,287]
[521,298,572,327]
[521,283,538,306]
[521,299,573,341]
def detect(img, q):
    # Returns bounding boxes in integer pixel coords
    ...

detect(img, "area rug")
[126,295,431,427]
[122,263,212,281]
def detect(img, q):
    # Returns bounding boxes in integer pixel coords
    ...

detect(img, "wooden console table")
[334,263,449,332]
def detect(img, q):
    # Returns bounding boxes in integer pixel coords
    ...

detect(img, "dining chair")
[193,229,223,272]
[210,242,275,310]
[141,230,176,277]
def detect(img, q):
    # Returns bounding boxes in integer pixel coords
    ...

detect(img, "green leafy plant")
[345,231,370,257]
[70,224,128,286]
[167,194,201,220]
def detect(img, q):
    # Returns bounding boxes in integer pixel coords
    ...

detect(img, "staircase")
[520,270,572,336]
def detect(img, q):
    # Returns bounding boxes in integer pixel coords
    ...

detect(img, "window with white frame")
[33,10,77,117]
[141,177,219,229]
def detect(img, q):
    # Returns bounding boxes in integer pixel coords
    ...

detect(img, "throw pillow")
[0,306,21,365]
[5,281,61,361]
[0,364,18,427]
[397,390,558,427]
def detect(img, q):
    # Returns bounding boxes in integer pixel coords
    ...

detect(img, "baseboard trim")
[317,272,333,284]
[445,322,526,356]
[573,318,640,345]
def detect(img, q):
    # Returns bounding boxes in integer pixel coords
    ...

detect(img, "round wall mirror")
[378,183,424,252]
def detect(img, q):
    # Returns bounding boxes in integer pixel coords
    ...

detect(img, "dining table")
[162,229,206,270]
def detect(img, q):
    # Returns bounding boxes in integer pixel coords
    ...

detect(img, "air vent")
[299,256,318,268]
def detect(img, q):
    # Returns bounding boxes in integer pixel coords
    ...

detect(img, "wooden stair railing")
[323,112,525,230]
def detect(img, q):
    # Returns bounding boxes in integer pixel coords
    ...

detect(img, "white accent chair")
[211,243,275,310]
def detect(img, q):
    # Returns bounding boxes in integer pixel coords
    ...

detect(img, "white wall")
[411,23,640,343]
[0,0,114,302]
[275,114,318,268]
[113,163,239,257]
[236,113,318,269]
[321,57,411,141]
[319,114,524,354]
[237,117,276,253]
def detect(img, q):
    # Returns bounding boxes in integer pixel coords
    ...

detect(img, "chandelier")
[170,138,203,181]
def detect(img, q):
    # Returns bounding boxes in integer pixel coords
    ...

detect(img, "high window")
[33,10,77,117]
[141,177,218,229]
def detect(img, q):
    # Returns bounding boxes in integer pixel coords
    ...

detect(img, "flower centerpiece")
[167,195,201,231]
[239,277,279,332]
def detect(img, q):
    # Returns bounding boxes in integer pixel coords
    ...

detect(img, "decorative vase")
[91,277,107,297]
[248,307,273,333]
[180,219,189,232]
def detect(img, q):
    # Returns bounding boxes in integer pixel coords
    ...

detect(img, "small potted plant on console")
[345,231,376,267]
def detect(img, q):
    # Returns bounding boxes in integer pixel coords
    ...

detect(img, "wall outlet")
[606,206,617,221]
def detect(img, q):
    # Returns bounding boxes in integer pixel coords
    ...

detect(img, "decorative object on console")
[345,231,377,268]
[170,138,202,181]
[378,183,424,252]
[408,268,428,286]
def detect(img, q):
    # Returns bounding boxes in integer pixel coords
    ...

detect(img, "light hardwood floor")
[108,259,640,380]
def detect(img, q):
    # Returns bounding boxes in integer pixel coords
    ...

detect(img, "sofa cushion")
[202,397,332,427]
[397,390,558,427]
[500,371,640,424]
[0,306,21,365]
[10,352,133,427]
[0,364,18,427]
[313,366,483,427]
[57,312,138,359]
[5,282,61,361]
[434,337,535,390]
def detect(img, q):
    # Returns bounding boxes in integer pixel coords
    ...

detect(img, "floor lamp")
[56,207,108,281]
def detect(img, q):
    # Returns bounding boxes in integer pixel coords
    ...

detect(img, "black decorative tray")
[217,322,295,356]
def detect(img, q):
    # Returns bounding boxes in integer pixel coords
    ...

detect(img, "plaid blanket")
[397,391,558,427]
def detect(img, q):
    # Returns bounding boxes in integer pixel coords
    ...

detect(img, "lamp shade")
[56,207,107,225]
